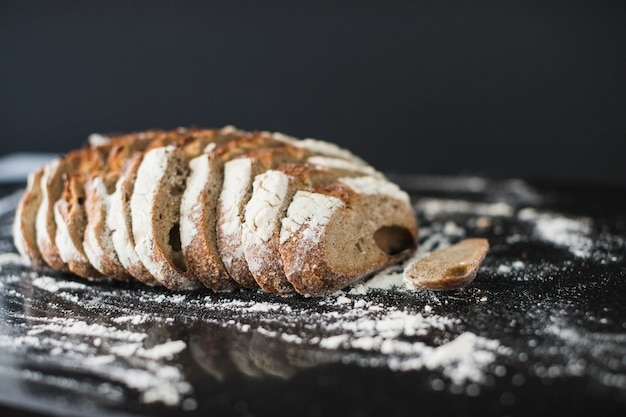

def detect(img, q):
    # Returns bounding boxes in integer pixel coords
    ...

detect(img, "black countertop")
[0,175,625,417]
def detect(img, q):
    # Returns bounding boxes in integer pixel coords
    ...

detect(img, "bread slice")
[131,144,192,289]
[83,176,130,280]
[279,175,417,296]
[241,168,294,294]
[13,167,46,268]
[36,153,83,272]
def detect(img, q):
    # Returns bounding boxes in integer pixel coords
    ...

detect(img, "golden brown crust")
[17,126,418,296]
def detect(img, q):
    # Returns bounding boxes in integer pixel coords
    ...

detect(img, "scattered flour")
[418,198,514,219]
[518,208,593,258]
[32,275,89,292]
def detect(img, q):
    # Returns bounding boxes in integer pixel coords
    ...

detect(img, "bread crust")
[15,126,418,296]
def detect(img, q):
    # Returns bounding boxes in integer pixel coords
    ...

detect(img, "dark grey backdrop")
[2,1,625,184]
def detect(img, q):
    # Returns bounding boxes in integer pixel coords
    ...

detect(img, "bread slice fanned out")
[13,168,46,268]
[15,126,418,296]
[54,174,103,278]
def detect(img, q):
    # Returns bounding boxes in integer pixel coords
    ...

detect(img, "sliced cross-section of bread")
[13,167,46,268]
[241,168,294,295]
[16,126,418,296]
[131,144,190,289]
[279,175,417,296]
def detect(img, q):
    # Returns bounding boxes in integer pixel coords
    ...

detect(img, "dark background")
[1,0,625,184]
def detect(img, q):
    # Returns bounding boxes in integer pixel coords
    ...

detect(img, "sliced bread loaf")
[17,126,418,296]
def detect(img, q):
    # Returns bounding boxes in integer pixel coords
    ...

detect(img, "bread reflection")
[188,323,328,382]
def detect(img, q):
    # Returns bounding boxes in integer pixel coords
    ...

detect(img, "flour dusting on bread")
[13,127,418,296]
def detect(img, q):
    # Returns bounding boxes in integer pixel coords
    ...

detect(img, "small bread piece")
[13,168,46,268]
[279,175,417,296]
[403,238,489,290]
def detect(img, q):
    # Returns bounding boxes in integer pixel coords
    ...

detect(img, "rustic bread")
[14,126,418,296]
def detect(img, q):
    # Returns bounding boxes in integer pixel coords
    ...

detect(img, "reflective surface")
[0,175,625,416]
